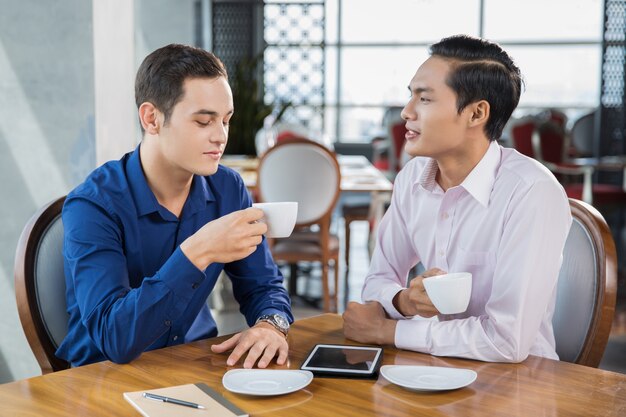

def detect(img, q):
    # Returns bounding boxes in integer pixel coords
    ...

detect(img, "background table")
[221,154,393,193]
[1,314,625,416]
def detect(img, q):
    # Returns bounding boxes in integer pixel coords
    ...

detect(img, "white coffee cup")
[252,202,298,238]
[422,272,472,315]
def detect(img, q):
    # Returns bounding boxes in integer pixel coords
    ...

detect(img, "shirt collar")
[414,141,501,207]
[126,145,160,217]
[459,141,501,207]
[417,158,440,192]
[126,145,216,218]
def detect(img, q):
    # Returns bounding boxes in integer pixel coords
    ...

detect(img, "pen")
[143,392,206,409]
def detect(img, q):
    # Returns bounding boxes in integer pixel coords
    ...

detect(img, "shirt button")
[173,335,178,341]
[164,320,172,327]
[192,282,199,289]
[439,250,445,257]
[442,212,449,219]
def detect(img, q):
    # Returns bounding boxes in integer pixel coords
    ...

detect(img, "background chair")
[552,198,617,367]
[570,111,596,158]
[510,116,626,207]
[14,196,69,374]
[257,138,342,312]
[342,203,369,276]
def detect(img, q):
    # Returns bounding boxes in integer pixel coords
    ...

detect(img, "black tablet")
[300,344,383,378]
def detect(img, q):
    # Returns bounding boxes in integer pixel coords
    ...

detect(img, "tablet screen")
[300,344,383,375]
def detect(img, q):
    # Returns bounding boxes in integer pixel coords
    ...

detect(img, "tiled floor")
[213,215,626,375]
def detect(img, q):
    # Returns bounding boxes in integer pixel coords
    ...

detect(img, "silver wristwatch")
[256,314,290,336]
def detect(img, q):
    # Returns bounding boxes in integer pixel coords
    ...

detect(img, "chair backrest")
[570,111,596,157]
[383,106,406,174]
[552,198,617,367]
[510,117,537,158]
[14,196,69,373]
[257,138,341,226]
[537,120,567,164]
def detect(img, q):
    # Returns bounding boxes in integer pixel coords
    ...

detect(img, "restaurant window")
[270,0,603,143]
[237,0,606,143]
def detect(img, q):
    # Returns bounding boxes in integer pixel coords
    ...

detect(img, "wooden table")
[2,314,625,416]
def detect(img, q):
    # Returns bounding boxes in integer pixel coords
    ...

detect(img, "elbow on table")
[102,346,143,365]
[496,349,529,364]
[489,337,531,364]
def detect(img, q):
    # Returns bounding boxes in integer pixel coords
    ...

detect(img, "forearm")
[226,242,293,326]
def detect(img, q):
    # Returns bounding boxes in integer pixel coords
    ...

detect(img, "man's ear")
[468,100,490,128]
[138,102,161,135]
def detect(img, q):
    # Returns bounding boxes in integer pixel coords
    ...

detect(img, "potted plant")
[226,54,290,155]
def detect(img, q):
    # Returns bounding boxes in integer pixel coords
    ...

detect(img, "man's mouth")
[204,150,222,160]
[405,128,420,141]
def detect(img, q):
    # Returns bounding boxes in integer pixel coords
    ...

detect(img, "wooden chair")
[341,203,369,274]
[14,196,69,373]
[552,198,617,367]
[257,138,341,312]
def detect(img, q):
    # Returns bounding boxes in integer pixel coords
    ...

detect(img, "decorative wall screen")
[599,0,626,156]
[211,1,262,79]
[263,1,325,135]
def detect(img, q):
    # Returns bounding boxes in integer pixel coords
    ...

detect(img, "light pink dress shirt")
[363,141,572,362]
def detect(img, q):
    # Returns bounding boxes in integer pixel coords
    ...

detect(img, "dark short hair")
[135,44,227,131]
[430,35,523,141]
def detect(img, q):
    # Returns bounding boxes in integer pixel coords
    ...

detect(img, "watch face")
[273,314,289,329]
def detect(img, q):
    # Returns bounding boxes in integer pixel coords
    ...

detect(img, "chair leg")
[333,259,339,313]
[288,263,298,295]
[322,263,330,313]
[345,218,351,272]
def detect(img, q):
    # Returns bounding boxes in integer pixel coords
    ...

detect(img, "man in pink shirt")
[343,35,572,363]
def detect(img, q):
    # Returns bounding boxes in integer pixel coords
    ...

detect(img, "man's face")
[401,56,473,159]
[157,76,233,177]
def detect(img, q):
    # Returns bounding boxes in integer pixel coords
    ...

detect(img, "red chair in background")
[372,107,407,177]
[510,117,626,207]
[510,117,537,158]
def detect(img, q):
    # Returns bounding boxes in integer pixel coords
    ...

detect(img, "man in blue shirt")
[56,44,293,368]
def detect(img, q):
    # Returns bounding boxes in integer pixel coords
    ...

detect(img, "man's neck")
[139,138,193,217]
[435,138,491,192]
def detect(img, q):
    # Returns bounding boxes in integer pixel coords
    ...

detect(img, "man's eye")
[196,121,210,126]
[420,97,431,103]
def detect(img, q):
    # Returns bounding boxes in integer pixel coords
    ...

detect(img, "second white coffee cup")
[252,202,298,238]
[422,272,472,315]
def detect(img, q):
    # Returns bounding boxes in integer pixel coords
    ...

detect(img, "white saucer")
[222,369,313,396]
[380,365,477,391]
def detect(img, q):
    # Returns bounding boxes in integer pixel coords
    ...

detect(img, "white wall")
[0,0,95,383]
[0,0,198,383]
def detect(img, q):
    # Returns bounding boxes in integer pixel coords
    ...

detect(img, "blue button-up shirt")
[56,146,292,366]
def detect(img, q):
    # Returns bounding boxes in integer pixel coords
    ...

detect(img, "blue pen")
[143,392,206,409]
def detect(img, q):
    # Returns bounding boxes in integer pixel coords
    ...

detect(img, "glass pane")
[325,47,338,106]
[324,106,338,142]
[341,0,480,43]
[325,0,338,44]
[510,46,601,108]
[484,0,603,41]
[340,46,429,106]
[338,107,387,142]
